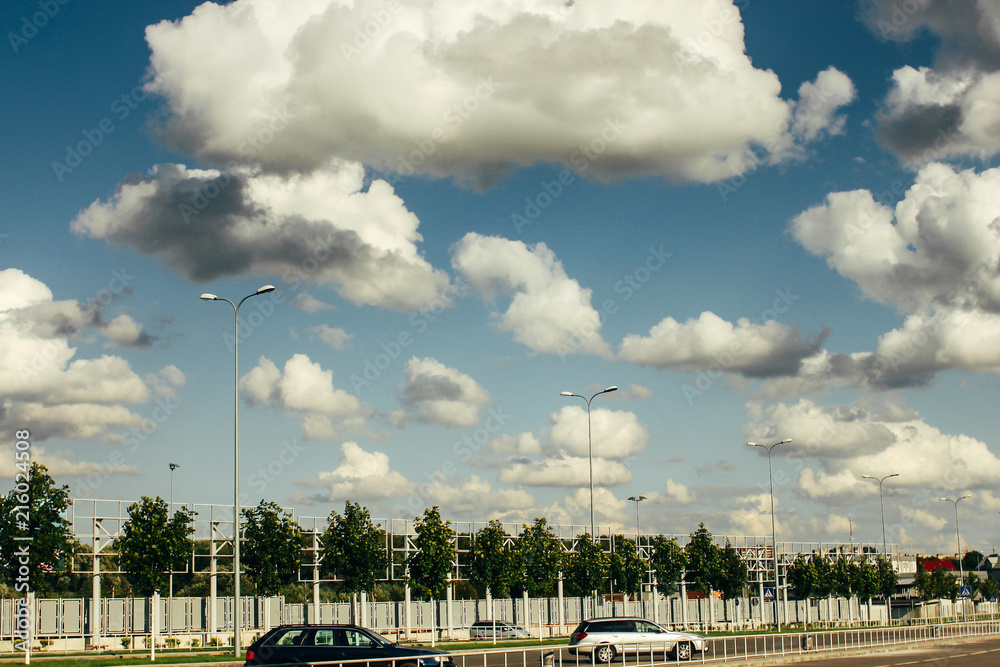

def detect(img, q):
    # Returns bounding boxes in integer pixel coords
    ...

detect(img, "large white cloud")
[548,405,648,459]
[452,233,611,357]
[0,269,172,442]
[240,353,369,438]
[618,311,828,377]
[70,162,451,311]
[142,0,849,184]
[790,163,1000,382]
[308,441,413,500]
[399,357,492,427]
[747,398,1000,500]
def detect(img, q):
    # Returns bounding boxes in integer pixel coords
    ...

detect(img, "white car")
[567,617,707,662]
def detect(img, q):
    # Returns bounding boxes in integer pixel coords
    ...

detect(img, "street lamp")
[169,463,180,598]
[560,386,618,540]
[939,495,971,613]
[861,473,899,558]
[746,438,791,632]
[627,495,647,539]
[200,284,275,657]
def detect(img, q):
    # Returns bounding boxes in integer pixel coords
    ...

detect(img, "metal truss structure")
[69,498,897,591]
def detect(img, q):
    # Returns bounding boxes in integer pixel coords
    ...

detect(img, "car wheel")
[595,645,617,663]
[673,642,692,661]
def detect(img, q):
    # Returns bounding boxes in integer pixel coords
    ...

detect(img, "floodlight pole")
[560,386,618,539]
[861,473,899,558]
[200,285,275,658]
[939,495,971,620]
[746,438,791,632]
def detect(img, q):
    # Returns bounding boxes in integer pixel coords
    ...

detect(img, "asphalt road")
[774,636,1000,667]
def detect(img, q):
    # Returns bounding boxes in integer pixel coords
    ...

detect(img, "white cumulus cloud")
[452,233,611,357]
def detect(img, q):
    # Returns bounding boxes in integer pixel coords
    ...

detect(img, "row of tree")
[5,464,991,605]
[786,554,897,603]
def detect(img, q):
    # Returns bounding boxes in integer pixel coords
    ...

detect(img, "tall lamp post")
[560,386,618,539]
[939,495,971,616]
[200,284,275,657]
[627,495,646,539]
[169,463,180,599]
[746,438,791,632]
[861,473,899,559]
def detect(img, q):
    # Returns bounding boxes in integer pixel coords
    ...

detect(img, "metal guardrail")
[260,620,1000,667]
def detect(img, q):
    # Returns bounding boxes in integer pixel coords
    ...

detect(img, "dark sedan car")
[245,624,456,666]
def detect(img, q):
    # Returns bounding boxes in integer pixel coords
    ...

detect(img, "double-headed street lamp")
[628,495,647,538]
[560,386,618,539]
[200,285,275,657]
[746,438,791,632]
[938,495,971,599]
[861,473,899,558]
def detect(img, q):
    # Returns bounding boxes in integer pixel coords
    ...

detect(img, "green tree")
[513,518,563,597]
[715,541,748,600]
[684,524,720,595]
[979,577,1000,599]
[787,554,819,628]
[610,537,646,599]
[914,565,959,601]
[321,502,389,596]
[831,557,855,598]
[787,555,817,600]
[406,507,456,600]
[564,533,607,596]
[0,462,73,594]
[467,520,513,598]
[649,536,686,597]
[875,557,898,600]
[852,560,879,603]
[241,500,304,596]
[114,496,196,597]
[962,550,984,572]
[812,557,835,600]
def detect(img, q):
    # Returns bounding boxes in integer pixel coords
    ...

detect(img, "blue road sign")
[763,587,776,600]
[960,586,973,598]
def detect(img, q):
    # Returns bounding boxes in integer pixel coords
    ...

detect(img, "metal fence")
[8,592,987,651]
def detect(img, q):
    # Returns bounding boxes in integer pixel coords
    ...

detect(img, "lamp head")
[560,391,574,397]
[199,293,218,300]
[604,385,618,393]
[169,463,180,471]
[745,441,758,447]
[862,475,874,480]
[938,497,950,502]
[256,284,276,294]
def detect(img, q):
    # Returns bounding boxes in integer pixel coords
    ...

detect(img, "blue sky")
[4,0,1000,556]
